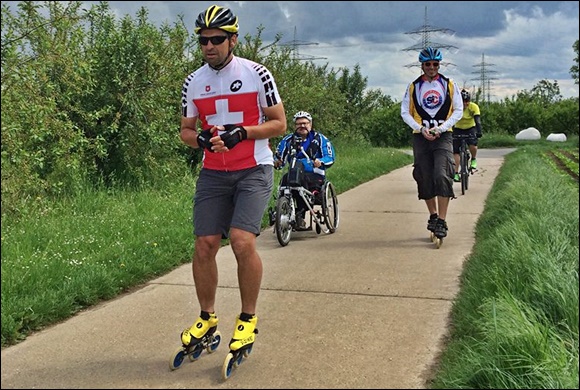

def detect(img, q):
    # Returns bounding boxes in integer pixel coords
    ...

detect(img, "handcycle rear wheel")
[322,181,339,233]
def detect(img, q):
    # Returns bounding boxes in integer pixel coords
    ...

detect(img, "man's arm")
[474,115,482,137]
[401,84,423,132]
[274,135,291,168]
[244,103,287,140]
[318,134,335,168]
[180,116,201,148]
[438,81,463,132]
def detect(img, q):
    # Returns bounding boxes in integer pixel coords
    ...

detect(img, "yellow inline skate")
[221,314,258,380]
[169,312,221,370]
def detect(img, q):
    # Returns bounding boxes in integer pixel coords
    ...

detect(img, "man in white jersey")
[400,47,463,239]
[179,5,286,356]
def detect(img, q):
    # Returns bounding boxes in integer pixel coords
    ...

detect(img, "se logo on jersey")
[422,89,443,110]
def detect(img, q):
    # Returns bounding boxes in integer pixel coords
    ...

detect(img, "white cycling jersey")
[401,74,463,133]
[182,55,282,171]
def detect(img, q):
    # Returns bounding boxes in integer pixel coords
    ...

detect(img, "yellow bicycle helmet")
[195,5,239,34]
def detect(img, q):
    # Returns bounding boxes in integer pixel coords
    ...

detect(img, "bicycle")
[453,132,475,195]
[268,143,339,247]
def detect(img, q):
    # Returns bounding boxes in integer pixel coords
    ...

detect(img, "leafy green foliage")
[1,1,195,219]
[1,1,578,221]
[479,82,578,137]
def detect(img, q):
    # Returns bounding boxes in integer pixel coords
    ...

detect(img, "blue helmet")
[418,47,442,63]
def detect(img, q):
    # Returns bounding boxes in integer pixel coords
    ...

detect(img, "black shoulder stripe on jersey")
[253,63,278,106]
[181,73,195,117]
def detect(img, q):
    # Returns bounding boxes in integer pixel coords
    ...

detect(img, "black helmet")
[195,5,239,34]
[461,90,471,101]
[418,47,443,63]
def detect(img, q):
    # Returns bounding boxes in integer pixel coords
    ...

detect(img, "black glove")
[220,124,247,149]
[476,132,483,139]
[196,129,214,152]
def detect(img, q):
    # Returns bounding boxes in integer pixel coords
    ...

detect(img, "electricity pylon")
[471,53,498,104]
[402,6,458,69]
[280,26,327,61]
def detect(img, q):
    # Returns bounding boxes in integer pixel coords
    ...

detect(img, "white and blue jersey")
[275,130,335,176]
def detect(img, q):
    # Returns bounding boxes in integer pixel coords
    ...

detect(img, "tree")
[336,64,393,140]
[530,79,562,105]
[571,39,579,85]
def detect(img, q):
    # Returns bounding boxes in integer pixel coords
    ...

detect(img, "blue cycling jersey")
[275,130,335,176]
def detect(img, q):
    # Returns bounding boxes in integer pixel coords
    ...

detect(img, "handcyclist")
[274,111,335,230]
[452,89,482,182]
[400,47,463,239]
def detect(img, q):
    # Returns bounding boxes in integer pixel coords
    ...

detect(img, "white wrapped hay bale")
[546,133,567,142]
[515,127,541,140]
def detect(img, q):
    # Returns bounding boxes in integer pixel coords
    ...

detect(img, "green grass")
[1,180,197,345]
[430,142,579,389]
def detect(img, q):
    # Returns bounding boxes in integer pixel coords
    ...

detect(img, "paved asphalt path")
[1,149,514,389]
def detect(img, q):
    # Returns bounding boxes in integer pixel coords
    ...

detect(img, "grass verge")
[1,143,412,347]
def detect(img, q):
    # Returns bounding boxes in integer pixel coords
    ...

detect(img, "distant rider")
[452,89,482,181]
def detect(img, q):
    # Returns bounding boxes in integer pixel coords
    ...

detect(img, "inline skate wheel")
[222,352,235,380]
[434,237,442,249]
[169,346,186,370]
[234,351,244,367]
[188,343,204,361]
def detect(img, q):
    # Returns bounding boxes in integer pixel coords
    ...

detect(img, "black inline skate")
[427,213,438,242]
[432,218,448,249]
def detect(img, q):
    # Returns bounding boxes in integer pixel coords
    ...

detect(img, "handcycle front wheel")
[275,195,292,246]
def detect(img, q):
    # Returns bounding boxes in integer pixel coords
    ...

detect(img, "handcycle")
[453,132,476,195]
[268,142,339,247]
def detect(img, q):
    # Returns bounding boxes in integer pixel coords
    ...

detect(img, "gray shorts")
[193,165,274,238]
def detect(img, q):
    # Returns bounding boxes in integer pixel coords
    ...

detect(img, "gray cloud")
[5,1,578,99]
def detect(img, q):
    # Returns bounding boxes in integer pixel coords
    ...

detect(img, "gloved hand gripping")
[197,129,215,151]
[220,125,248,149]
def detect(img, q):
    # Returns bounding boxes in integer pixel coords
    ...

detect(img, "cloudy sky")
[10,1,579,100]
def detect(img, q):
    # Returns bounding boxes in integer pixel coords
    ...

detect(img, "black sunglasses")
[198,35,229,46]
[424,62,440,68]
